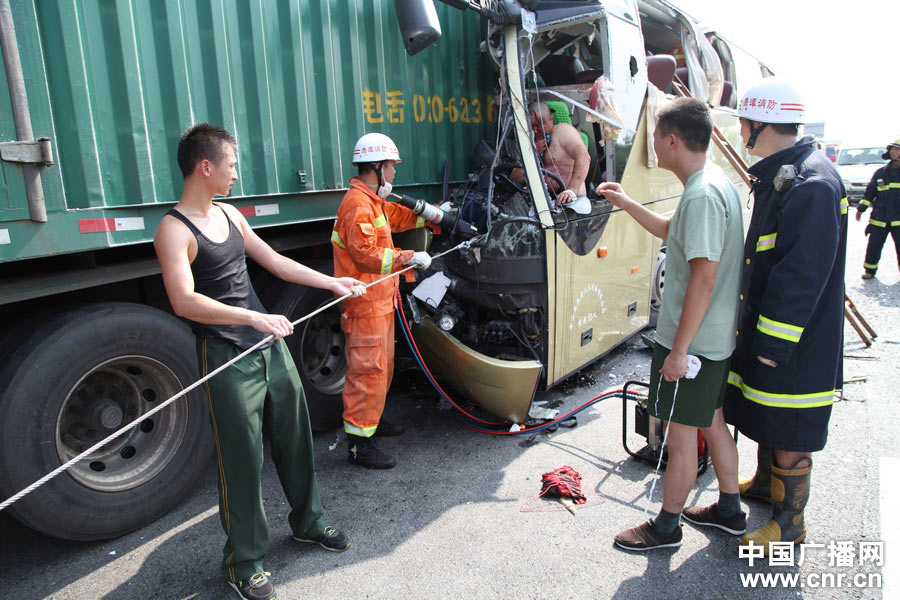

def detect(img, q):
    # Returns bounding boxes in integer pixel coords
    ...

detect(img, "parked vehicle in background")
[815,138,841,163]
[836,146,886,204]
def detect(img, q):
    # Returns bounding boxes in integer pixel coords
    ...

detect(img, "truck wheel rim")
[298,305,346,396]
[56,356,188,492]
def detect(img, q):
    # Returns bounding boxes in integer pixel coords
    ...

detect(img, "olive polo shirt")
[654,166,744,361]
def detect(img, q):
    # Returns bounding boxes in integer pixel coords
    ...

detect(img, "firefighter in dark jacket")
[856,137,900,279]
[724,79,847,554]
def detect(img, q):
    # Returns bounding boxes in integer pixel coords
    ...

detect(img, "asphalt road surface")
[1,215,897,600]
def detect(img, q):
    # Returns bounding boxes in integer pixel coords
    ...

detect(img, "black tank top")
[166,204,273,350]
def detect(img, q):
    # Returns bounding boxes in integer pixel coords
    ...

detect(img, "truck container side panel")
[1,1,496,264]
[39,2,104,210]
[264,0,298,194]
[301,0,344,190]
[0,54,28,221]
[77,1,141,208]
[133,1,189,205]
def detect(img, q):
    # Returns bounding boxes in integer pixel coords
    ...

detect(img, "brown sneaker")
[861,273,874,280]
[614,518,682,551]
[682,503,747,535]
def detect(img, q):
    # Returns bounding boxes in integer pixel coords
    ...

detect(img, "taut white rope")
[0,240,474,512]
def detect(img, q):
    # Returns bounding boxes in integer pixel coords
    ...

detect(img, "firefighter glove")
[405,251,432,270]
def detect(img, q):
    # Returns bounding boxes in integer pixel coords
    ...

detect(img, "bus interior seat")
[720,81,733,107]
[674,66,689,88]
[646,55,676,92]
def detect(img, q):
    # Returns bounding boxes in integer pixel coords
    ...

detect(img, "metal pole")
[0,0,47,222]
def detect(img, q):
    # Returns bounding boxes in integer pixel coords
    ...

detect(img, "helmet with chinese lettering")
[352,133,401,164]
[737,78,805,125]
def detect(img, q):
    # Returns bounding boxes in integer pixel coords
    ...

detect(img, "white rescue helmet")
[737,78,805,124]
[882,136,900,160]
[352,133,401,164]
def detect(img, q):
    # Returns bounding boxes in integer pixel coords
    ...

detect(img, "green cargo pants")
[199,336,327,583]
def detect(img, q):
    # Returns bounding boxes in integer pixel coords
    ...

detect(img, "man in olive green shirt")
[599,97,744,551]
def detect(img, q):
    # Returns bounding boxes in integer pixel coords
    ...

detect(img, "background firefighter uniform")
[724,136,847,452]
[332,178,423,437]
[858,163,900,275]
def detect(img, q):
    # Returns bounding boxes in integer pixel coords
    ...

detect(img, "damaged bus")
[0,0,767,540]
[394,0,765,424]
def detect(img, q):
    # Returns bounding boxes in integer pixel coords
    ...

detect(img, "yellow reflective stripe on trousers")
[374,214,387,228]
[756,314,803,343]
[728,372,834,408]
[859,198,872,207]
[864,262,878,270]
[415,216,425,229]
[840,197,848,215]
[869,218,886,227]
[343,421,377,437]
[330,230,346,249]
[892,220,900,227]
[380,247,394,274]
[756,232,777,252]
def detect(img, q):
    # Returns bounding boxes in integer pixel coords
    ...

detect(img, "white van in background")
[836,146,886,204]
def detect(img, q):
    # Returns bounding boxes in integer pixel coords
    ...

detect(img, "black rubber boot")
[739,444,773,503]
[741,457,811,553]
[347,435,397,469]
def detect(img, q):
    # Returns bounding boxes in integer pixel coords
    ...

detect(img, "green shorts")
[648,343,730,427]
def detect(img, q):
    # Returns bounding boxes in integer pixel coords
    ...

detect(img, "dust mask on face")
[377,181,392,199]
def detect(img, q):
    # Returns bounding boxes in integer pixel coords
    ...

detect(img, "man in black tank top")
[154,124,366,600]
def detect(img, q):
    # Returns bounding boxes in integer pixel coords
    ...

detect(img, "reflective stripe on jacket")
[332,178,420,317]
[729,136,847,408]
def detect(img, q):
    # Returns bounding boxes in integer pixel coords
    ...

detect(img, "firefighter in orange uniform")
[331,133,432,469]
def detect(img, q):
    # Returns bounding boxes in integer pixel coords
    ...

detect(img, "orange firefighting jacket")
[332,178,424,317]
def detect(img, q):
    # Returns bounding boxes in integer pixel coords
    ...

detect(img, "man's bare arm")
[597,182,670,239]
[227,205,364,298]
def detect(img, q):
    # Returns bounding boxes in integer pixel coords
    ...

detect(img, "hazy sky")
[670,0,898,146]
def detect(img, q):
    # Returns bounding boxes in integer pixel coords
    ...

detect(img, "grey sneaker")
[682,503,747,535]
[228,571,276,600]
[614,518,682,551]
[294,525,350,552]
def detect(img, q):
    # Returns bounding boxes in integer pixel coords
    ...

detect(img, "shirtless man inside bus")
[529,101,590,208]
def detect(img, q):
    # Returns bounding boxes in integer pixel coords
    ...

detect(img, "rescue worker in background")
[724,80,847,554]
[332,133,432,469]
[856,137,900,279]
[529,102,592,213]
[155,124,365,600]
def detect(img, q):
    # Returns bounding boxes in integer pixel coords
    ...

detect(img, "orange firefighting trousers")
[341,311,395,437]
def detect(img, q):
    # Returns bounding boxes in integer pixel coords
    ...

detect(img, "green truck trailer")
[0,0,762,541]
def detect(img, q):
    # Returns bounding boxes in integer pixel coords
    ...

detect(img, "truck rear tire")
[0,303,213,541]
[262,269,346,432]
